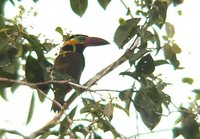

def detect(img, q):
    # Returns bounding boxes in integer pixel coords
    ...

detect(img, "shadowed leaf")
[97,0,111,9]
[70,0,88,17]
[114,18,141,48]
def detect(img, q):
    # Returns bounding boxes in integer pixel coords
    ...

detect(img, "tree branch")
[0,34,148,139]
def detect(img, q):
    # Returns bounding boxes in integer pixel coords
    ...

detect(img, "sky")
[1,0,200,139]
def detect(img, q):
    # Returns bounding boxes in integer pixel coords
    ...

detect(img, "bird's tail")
[51,84,71,112]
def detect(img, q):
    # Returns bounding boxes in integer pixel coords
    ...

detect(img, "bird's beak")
[84,37,109,46]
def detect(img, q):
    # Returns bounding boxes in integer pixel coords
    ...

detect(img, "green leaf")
[169,53,180,70]
[120,71,138,81]
[172,0,184,6]
[97,0,111,9]
[114,18,141,48]
[160,92,171,110]
[0,43,18,66]
[163,43,173,60]
[139,30,154,42]
[25,55,49,101]
[93,131,102,139]
[0,67,17,88]
[154,59,169,66]
[60,106,78,137]
[72,124,89,137]
[70,0,88,17]
[114,103,129,116]
[134,81,162,130]
[135,54,155,75]
[22,33,46,61]
[119,89,133,101]
[182,77,194,85]
[192,89,200,95]
[172,127,182,138]
[26,92,35,124]
[55,26,64,36]
[33,0,39,2]
[149,0,168,28]
[165,22,175,38]
[9,0,15,6]
[97,119,119,138]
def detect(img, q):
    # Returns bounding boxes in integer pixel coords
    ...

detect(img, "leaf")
[70,0,88,17]
[172,0,184,6]
[26,92,35,124]
[103,103,114,118]
[149,0,168,28]
[0,43,18,66]
[114,18,141,48]
[192,89,200,95]
[165,22,175,38]
[139,30,154,42]
[154,59,169,66]
[97,119,119,138]
[114,103,129,116]
[119,89,133,101]
[172,127,182,138]
[169,53,180,70]
[182,77,194,85]
[0,67,17,88]
[69,105,78,118]
[55,26,64,36]
[22,33,46,61]
[59,106,78,137]
[72,124,88,137]
[9,0,15,6]
[180,111,199,139]
[135,54,155,75]
[160,92,171,110]
[171,43,181,54]
[97,0,111,10]
[93,131,102,139]
[163,43,173,60]
[134,81,162,130]
[25,55,49,101]
[120,71,139,81]
[33,0,39,2]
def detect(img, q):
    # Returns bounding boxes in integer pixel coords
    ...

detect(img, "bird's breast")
[54,52,85,82]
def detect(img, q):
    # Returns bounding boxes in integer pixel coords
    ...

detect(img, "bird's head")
[61,34,109,53]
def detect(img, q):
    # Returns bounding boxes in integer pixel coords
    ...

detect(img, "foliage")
[0,0,199,139]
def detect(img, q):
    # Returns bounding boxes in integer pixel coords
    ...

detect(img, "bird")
[52,34,109,111]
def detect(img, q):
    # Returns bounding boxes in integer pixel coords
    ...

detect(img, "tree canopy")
[0,0,199,139]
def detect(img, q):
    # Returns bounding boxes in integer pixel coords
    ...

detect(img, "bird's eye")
[78,37,86,42]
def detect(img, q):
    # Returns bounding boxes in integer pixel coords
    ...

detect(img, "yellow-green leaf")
[163,43,173,60]
[103,103,113,117]
[182,77,194,85]
[55,26,64,36]
[165,22,175,38]
[171,43,181,54]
